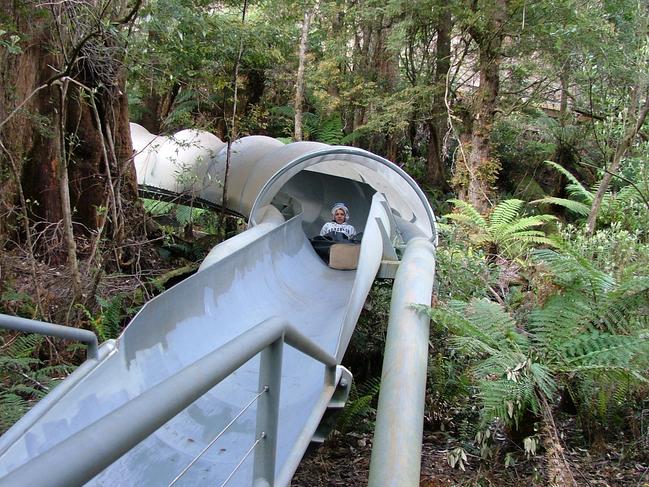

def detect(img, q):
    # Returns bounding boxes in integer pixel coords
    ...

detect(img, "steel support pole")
[368,237,436,487]
[253,337,283,486]
[0,313,98,360]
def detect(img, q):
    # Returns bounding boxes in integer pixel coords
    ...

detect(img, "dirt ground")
[292,428,649,487]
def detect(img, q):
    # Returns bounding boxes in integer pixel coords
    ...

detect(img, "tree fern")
[444,198,557,257]
[422,248,649,434]
[489,199,525,226]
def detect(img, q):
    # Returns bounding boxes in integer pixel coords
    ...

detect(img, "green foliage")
[143,198,221,236]
[267,105,295,138]
[0,289,37,317]
[347,281,392,379]
[76,294,131,342]
[419,246,649,435]
[534,160,649,236]
[558,223,649,280]
[443,199,557,257]
[336,377,381,434]
[532,160,594,217]
[266,106,343,144]
[435,227,497,301]
[491,114,559,198]
[305,113,343,145]
[0,333,71,433]
[0,29,21,54]
[127,0,292,132]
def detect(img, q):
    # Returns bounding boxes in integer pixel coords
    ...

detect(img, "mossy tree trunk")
[454,0,507,213]
[0,0,142,260]
[425,5,452,193]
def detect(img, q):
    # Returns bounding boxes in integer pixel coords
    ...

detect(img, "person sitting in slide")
[320,202,356,239]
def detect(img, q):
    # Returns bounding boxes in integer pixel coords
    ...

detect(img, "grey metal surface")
[0,313,99,360]
[0,340,116,459]
[368,238,437,487]
[0,317,339,487]
[0,196,393,486]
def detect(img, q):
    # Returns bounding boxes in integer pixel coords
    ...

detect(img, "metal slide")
[0,126,436,486]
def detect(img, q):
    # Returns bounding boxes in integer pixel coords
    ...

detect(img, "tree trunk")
[220,0,248,236]
[586,88,649,234]
[426,6,452,192]
[0,0,142,255]
[294,6,315,141]
[140,91,163,134]
[539,394,577,487]
[454,0,507,213]
[374,15,399,159]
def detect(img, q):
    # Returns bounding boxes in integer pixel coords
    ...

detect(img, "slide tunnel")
[0,124,436,486]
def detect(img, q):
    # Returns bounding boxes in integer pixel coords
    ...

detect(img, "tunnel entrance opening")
[270,170,376,239]
[270,169,374,269]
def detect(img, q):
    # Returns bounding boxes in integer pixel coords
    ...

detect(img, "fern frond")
[336,394,374,434]
[33,364,73,381]
[0,354,40,372]
[489,199,525,226]
[531,197,590,215]
[478,377,537,426]
[314,115,343,145]
[544,161,593,202]
[5,334,43,359]
[356,376,381,398]
[445,199,487,228]
[336,376,380,434]
[529,362,557,401]
[561,333,644,367]
[615,184,644,205]
[449,335,502,357]
[590,280,649,335]
[502,234,557,248]
[0,392,29,431]
[444,213,486,227]
[557,364,649,383]
[528,293,593,353]
[435,300,528,363]
[532,249,614,293]
[494,215,556,238]
[464,300,527,351]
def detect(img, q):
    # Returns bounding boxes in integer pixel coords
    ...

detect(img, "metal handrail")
[0,316,337,487]
[0,313,99,360]
[368,237,437,487]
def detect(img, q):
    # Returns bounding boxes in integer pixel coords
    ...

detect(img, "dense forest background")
[1,0,648,485]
